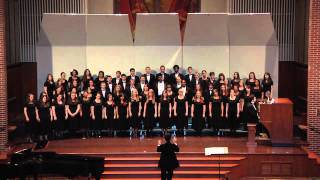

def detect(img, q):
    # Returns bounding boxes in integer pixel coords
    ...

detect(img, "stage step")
[102,178,223,180]
[104,163,239,171]
[102,153,246,179]
[104,156,246,164]
[102,170,230,178]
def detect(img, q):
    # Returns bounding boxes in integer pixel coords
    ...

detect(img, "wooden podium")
[259,98,293,145]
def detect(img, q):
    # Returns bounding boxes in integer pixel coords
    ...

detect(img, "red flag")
[169,0,192,41]
[119,0,148,33]
[119,0,135,33]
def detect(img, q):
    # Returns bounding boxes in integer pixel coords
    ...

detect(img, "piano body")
[0,149,104,179]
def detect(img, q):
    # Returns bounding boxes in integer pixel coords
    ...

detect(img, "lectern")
[259,98,293,145]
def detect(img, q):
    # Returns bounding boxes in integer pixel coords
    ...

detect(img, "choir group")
[23,65,274,142]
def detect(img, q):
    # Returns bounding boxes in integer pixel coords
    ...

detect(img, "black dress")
[24,102,38,136]
[94,78,106,90]
[91,100,103,130]
[53,101,65,132]
[167,94,175,126]
[67,101,80,132]
[175,97,187,129]
[241,94,254,124]
[37,102,51,135]
[82,77,93,91]
[262,79,273,93]
[221,94,228,128]
[144,100,155,130]
[231,79,240,88]
[81,98,91,130]
[227,97,239,132]
[130,99,140,129]
[210,97,223,130]
[252,87,261,99]
[105,103,116,129]
[192,100,205,133]
[245,79,256,89]
[44,81,56,101]
[159,99,170,129]
[118,101,129,130]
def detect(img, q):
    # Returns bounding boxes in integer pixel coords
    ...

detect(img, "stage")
[8,136,320,179]
[33,136,305,155]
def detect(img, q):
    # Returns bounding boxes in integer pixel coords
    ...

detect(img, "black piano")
[0,149,104,180]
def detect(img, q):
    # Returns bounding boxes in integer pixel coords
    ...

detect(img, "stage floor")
[29,136,306,155]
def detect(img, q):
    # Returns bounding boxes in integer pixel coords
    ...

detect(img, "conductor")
[157,133,180,180]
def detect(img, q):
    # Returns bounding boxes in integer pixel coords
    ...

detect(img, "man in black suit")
[144,66,156,88]
[125,79,141,98]
[157,133,180,180]
[170,65,184,86]
[99,82,110,101]
[112,70,122,86]
[154,75,167,100]
[157,65,170,84]
[208,72,219,90]
[120,74,128,91]
[139,75,148,91]
[184,66,195,88]
[127,68,140,85]
[106,75,114,94]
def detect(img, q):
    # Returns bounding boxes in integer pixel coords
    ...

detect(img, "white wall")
[37,13,279,97]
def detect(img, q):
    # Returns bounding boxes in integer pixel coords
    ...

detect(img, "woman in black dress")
[261,72,273,99]
[209,89,224,136]
[191,90,206,136]
[80,90,92,138]
[59,72,68,97]
[158,90,172,135]
[220,84,229,134]
[82,69,93,92]
[88,79,97,99]
[129,88,142,137]
[143,89,157,136]
[200,70,209,91]
[174,88,188,135]
[23,93,38,142]
[245,72,257,89]
[113,85,123,105]
[51,93,66,139]
[68,69,81,89]
[66,92,81,137]
[104,93,117,136]
[252,79,262,99]
[218,73,228,90]
[241,86,255,128]
[166,85,175,127]
[91,92,104,138]
[117,93,129,134]
[94,71,106,91]
[36,93,52,141]
[226,89,240,135]
[69,80,81,98]
[230,72,241,88]
[44,74,56,102]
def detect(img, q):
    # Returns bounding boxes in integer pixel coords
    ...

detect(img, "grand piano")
[0,148,104,179]
[259,98,294,145]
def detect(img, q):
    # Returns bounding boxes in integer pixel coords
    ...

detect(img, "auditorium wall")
[37,13,279,97]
